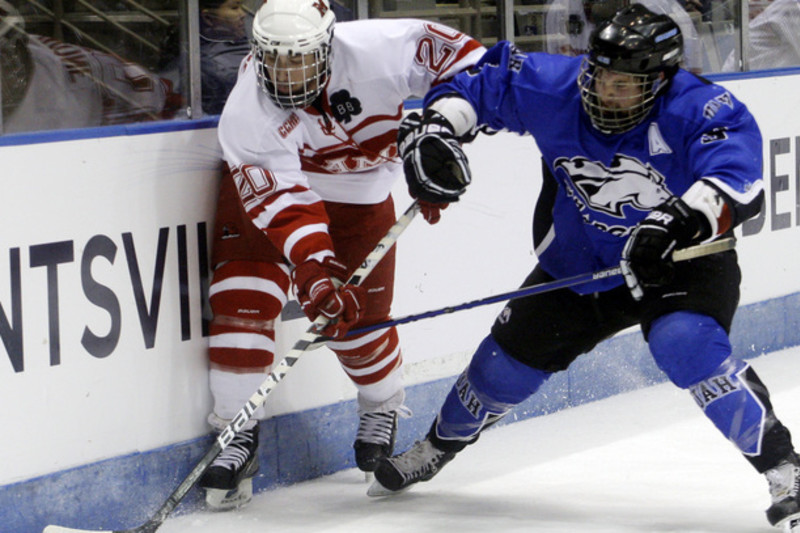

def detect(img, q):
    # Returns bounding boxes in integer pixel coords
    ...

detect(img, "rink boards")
[1,71,799,532]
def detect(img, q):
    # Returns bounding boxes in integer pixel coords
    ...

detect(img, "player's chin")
[599,108,635,121]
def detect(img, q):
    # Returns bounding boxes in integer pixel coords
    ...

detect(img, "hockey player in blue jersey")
[368,4,800,530]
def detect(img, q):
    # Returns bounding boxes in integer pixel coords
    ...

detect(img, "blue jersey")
[425,42,764,293]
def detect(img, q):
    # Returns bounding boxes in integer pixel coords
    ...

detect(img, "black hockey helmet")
[577,4,683,134]
[590,3,683,75]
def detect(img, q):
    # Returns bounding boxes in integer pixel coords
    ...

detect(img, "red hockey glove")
[419,200,449,225]
[291,257,366,338]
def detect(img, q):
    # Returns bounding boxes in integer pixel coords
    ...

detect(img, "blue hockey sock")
[433,335,550,445]
[649,312,768,455]
[689,357,768,456]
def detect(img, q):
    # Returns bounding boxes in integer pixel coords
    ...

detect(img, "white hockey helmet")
[251,0,336,109]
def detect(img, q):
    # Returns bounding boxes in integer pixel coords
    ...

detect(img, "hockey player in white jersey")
[0,0,173,134]
[369,5,800,531]
[200,0,485,510]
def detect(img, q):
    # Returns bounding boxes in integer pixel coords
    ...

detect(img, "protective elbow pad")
[428,96,478,138]
[681,180,732,242]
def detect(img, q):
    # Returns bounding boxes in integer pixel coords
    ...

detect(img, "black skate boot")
[367,436,460,496]
[766,453,800,531]
[199,422,260,510]
[354,411,398,472]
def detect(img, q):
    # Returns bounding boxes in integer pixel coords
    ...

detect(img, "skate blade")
[205,478,254,511]
[782,516,800,533]
[777,514,800,532]
[366,478,410,497]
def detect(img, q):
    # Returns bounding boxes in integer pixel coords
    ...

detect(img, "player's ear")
[200,9,217,28]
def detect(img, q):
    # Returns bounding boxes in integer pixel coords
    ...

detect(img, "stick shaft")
[44,202,420,533]
[348,237,736,336]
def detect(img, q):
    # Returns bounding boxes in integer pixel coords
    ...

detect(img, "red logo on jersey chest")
[278,113,300,138]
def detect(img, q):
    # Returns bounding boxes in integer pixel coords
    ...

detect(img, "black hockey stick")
[342,237,737,337]
[43,201,421,533]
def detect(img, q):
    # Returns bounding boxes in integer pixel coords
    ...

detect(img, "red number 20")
[414,24,461,74]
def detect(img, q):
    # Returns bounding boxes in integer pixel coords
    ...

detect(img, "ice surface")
[159,346,800,533]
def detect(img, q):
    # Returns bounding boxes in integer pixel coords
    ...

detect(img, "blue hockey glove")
[398,110,471,206]
[620,196,701,300]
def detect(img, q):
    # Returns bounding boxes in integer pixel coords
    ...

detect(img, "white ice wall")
[1,73,799,487]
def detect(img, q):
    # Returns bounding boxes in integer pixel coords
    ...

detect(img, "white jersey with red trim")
[218,18,485,267]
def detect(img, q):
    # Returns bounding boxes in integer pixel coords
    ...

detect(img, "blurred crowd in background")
[1,0,798,135]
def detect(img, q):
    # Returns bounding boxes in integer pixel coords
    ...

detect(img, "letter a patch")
[648,122,672,155]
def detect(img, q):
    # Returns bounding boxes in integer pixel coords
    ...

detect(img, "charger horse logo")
[554,154,671,218]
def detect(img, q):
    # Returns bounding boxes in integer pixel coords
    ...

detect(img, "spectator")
[0,0,175,134]
[544,0,705,72]
[722,0,800,71]
[199,0,251,114]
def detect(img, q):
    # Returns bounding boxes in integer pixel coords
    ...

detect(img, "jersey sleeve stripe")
[250,188,323,229]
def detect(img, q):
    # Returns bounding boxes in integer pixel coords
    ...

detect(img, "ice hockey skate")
[367,438,456,496]
[766,453,800,531]
[354,411,399,472]
[199,422,260,511]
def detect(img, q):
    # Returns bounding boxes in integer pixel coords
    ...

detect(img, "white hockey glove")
[620,196,703,300]
[398,110,472,208]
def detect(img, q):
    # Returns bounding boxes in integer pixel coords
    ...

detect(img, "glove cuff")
[681,180,730,242]
[428,96,477,138]
[292,256,349,295]
[656,196,702,245]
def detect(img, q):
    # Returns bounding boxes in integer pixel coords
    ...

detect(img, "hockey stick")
[343,237,737,337]
[43,201,421,533]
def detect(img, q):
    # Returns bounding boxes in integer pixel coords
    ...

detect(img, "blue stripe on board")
[0,117,220,147]
[2,291,799,533]
[1,66,799,147]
